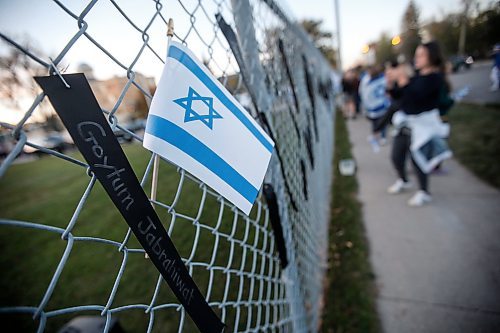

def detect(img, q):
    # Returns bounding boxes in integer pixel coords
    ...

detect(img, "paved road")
[347,118,500,333]
[449,61,500,105]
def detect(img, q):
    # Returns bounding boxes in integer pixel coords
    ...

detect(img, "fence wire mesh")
[0,0,335,332]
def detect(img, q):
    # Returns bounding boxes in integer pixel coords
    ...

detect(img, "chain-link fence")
[0,0,335,332]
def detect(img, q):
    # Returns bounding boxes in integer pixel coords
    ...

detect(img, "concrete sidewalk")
[347,118,500,333]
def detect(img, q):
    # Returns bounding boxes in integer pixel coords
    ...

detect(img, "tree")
[467,3,500,57]
[425,14,461,57]
[375,33,394,64]
[0,39,61,128]
[400,1,421,61]
[301,19,333,44]
[301,19,337,68]
[423,1,500,59]
[458,0,474,55]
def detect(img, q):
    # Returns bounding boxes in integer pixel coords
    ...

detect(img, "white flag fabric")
[143,41,274,215]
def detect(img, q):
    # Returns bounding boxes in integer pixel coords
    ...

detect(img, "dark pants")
[355,95,361,114]
[370,117,386,138]
[391,131,428,193]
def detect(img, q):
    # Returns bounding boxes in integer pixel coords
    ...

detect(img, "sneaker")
[408,190,432,207]
[387,179,413,194]
[367,135,380,153]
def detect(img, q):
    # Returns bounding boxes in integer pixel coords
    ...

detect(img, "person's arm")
[397,73,410,88]
[394,64,412,88]
[374,102,399,132]
[387,84,403,99]
[386,65,408,99]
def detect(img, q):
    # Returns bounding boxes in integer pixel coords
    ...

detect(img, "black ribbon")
[304,126,315,169]
[216,13,299,212]
[278,39,300,114]
[35,74,224,333]
[302,55,319,142]
[262,184,288,268]
[277,39,302,141]
[300,159,309,201]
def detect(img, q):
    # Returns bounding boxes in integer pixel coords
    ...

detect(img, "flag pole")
[146,18,174,259]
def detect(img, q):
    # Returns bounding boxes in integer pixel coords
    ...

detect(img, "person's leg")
[411,156,429,193]
[497,66,500,90]
[408,156,432,206]
[349,100,356,119]
[491,66,499,91]
[371,118,378,134]
[375,116,387,143]
[388,132,414,193]
[379,123,387,139]
[391,133,409,182]
[342,96,351,118]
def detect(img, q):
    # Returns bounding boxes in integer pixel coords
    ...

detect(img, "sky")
[286,0,491,69]
[0,0,238,123]
[0,0,492,124]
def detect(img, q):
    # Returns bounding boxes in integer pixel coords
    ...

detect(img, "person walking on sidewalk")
[385,41,452,206]
[359,64,390,148]
[341,70,360,119]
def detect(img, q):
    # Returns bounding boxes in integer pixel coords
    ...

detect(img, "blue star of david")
[173,87,223,130]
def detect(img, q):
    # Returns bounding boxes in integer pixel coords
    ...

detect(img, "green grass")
[320,110,380,333]
[448,103,500,189]
[1,111,385,332]
[0,144,266,332]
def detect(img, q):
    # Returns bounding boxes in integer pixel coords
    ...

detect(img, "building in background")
[79,63,156,123]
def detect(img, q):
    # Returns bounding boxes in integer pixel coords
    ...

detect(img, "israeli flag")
[359,74,389,119]
[144,41,274,215]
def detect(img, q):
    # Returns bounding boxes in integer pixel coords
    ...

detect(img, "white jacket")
[393,109,452,173]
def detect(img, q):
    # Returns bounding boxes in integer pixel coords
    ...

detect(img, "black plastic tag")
[35,73,224,333]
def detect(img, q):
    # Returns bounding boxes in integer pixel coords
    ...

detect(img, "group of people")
[341,41,454,207]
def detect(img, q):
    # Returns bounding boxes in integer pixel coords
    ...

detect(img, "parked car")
[113,127,134,143]
[126,119,146,133]
[0,133,15,159]
[44,134,69,153]
[24,132,69,155]
[450,55,474,72]
[112,119,146,143]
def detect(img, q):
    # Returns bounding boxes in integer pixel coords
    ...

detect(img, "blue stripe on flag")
[367,103,388,113]
[146,114,259,204]
[168,45,274,153]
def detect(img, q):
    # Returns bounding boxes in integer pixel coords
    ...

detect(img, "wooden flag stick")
[146,18,174,259]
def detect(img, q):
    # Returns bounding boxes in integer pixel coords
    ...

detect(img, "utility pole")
[333,0,342,70]
[458,0,473,55]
